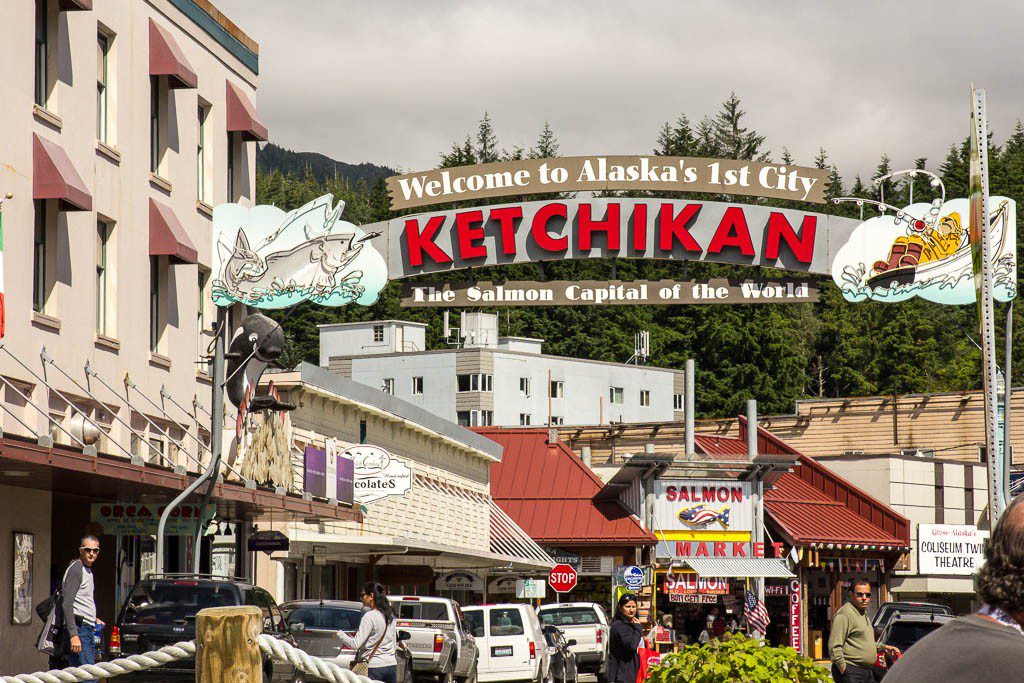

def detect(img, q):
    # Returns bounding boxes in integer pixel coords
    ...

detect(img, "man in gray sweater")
[884,496,1024,682]
[62,535,104,682]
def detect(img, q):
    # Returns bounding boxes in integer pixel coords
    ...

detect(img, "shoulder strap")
[366,619,388,659]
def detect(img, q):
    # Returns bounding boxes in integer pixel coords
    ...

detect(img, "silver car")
[281,600,413,683]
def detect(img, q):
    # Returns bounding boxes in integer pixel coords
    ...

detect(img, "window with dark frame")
[373,324,384,343]
[640,390,650,407]
[674,393,684,410]
[33,200,46,313]
[149,256,160,351]
[550,380,564,398]
[197,104,208,201]
[35,1,48,107]
[96,221,109,334]
[149,76,160,173]
[97,33,109,142]
[227,132,235,200]
[412,376,424,395]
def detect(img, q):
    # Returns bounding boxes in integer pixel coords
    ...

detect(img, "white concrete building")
[320,315,687,427]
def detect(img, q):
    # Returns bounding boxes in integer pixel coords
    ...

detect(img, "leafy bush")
[646,634,830,683]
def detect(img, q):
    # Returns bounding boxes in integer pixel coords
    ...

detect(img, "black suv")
[110,574,300,682]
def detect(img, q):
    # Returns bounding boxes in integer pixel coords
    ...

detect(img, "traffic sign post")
[549,563,578,593]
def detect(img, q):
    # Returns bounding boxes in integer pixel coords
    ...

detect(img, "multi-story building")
[0,1,276,672]
[319,314,687,427]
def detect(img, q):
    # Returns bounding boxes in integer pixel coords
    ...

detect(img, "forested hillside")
[258,96,1024,418]
[257,142,394,186]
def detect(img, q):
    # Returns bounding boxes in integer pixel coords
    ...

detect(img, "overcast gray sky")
[216,0,1023,183]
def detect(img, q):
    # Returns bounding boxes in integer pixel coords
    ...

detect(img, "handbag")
[352,627,387,677]
[35,562,76,657]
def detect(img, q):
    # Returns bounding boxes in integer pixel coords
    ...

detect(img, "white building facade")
[320,318,687,427]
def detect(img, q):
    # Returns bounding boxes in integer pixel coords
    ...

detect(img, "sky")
[216,0,1024,184]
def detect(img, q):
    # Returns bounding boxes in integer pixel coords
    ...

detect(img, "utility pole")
[747,400,764,605]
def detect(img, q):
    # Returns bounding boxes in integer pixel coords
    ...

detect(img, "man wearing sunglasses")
[61,535,104,681]
[829,580,899,682]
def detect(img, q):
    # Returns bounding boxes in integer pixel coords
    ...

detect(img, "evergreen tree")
[476,112,500,164]
[530,122,560,159]
[712,93,767,161]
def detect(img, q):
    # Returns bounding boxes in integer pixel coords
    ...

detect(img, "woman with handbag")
[337,582,398,683]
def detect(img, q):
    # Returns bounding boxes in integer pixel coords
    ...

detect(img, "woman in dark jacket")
[607,594,644,683]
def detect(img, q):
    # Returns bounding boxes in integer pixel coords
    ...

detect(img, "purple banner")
[304,446,327,498]
[336,454,355,506]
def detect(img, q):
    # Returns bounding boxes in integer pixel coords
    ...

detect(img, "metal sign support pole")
[970,87,1005,523]
[156,307,227,573]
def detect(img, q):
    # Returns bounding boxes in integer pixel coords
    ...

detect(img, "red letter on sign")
[764,213,816,264]
[708,207,755,256]
[404,216,453,267]
[456,210,487,260]
[531,203,569,253]
[732,542,747,557]
[675,541,692,556]
[490,206,522,256]
[658,203,702,252]
[632,204,648,251]
[578,203,621,251]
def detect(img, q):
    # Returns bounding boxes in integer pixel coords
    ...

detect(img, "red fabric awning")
[33,134,92,211]
[149,19,198,89]
[476,428,656,545]
[149,199,198,264]
[59,0,91,10]
[226,81,268,142]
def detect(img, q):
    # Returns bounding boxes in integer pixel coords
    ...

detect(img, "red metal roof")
[475,428,656,545]
[694,434,747,458]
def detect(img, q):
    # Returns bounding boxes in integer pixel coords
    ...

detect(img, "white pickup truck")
[391,596,478,683]
[536,603,609,682]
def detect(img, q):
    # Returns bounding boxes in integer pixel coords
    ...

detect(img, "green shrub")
[646,634,831,683]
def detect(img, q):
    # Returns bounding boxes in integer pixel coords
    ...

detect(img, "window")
[519,413,531,426]
[457,411,470,427]
[489,608,525,636]
[457,374,492,392]
[640,390,651,407]
[198,271,209,372]
[33,200,47,313]
[519,377,531,397]
[550,416,564,426]
[359,419,367,444]
[197,104,209,202]
[147,437,165,464]
[149,76,161,173]
[96,221,110,334]
[373,324,384,342]
[382,378,394,395]
[227,132,236,200]
[609,387,624,405]
[457,410,492,427]
[96,33,109,142]
[149,256,161,352]
[674,393,684,411]
[34,1,49,107]
[549,380,564,399]
[411,376,424,395]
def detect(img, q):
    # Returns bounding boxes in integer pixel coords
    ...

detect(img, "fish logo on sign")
[678,505,730,529]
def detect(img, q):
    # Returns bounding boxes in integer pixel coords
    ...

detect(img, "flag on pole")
[744,590,770,634]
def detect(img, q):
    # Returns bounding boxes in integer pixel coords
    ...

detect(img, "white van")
[463,604,551,683]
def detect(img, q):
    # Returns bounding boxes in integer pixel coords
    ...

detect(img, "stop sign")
[549,563,578,593]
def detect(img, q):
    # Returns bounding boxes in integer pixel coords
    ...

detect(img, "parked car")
[536,603,609,680]
[390,596,478,683]
[279,599,414,683]
[871,601,954,632]
[110,574,298,683]
[873,613,954,678]
[543,625,578,683]
[463,604,550,683]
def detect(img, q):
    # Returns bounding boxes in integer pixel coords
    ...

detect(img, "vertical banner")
[970,85,1005,521]
[304,445,327,498]
[789,578,802,653]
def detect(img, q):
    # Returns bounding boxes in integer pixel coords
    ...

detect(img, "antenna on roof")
[627,330,650,365]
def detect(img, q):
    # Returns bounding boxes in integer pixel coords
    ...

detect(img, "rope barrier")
[0,635,374,683]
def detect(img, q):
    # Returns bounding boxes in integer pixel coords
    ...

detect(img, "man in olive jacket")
[829,580,899,682]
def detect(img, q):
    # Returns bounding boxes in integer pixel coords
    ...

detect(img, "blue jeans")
[368,665,397,683]
[67,623,97,683]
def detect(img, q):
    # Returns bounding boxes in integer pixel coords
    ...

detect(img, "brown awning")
[59,0,92,10]
[226,80,268,141]
[150,199,198,264]
[149,18,198,89]
[33,134,92,211]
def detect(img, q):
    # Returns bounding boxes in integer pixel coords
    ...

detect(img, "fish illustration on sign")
[211,194,388,309]
[678,505,731,529]
[830,169,1016,304]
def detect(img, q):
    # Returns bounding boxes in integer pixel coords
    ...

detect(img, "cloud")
[217,0,1024,182]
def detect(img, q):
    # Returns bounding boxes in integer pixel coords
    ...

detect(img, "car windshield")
[396,601,449,621]
[886,622,944,652]
[121,581,237,624]
[463,610,485,638]
[539,607,599,626]
[490,609,525,636]
[283,605,363,631]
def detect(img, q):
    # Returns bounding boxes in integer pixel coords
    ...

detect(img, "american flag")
[678,505,730,527]
[745,591,770,634]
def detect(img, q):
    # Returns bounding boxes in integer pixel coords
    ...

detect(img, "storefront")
[255,365,552,604]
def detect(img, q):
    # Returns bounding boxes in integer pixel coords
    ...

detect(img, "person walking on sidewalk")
[829,580,899,682]
[337,582,397,683]
[884,496,1024,682]
[63,535,104,682]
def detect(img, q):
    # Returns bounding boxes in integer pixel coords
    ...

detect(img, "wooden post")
[196,606,263,683]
